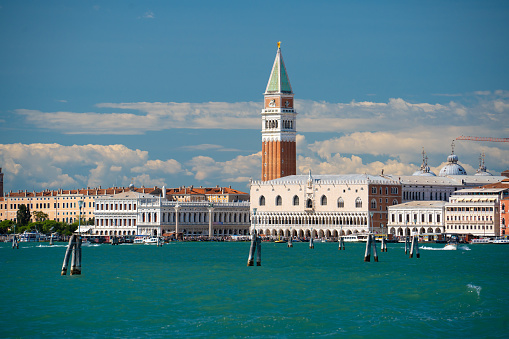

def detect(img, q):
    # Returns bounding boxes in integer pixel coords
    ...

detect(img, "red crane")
[456,136,509,142]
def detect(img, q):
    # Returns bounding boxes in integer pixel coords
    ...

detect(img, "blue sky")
[1,0,508,193]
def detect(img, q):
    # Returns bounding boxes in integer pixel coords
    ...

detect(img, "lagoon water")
[1,241,508,338]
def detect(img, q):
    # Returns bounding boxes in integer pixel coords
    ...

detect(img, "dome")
[439,163,467,176]
[439,141,467,176]
[475,152,492,176]
[439,153,467,176]
[413,149,436,176]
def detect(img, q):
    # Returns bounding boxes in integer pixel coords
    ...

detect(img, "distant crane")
[456,136,509,143]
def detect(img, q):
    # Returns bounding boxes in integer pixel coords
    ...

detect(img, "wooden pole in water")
[409,235,415,258]
[381,237,386,252]
[256,235,261,266]
[414,235,420,258]
[70,235,80,275]
[62,235,75,275]
[404,236,409,254]
[364,234,371,262]
[372,234,379,262]
[309,236,314,249]
[247,230,256,266]
[74,236,82,275]
[287,235,293,248]
[12,235,18,249]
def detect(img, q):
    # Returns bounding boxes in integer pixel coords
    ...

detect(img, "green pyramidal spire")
[265,42,293,94]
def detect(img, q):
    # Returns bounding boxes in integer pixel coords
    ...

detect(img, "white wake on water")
[467,284,482,296]
[419,245,471,251]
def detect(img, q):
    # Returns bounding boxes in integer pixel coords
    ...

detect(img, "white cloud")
[143,10,154,19]
[0,143,185,191]
[187,152,261,183]
[14,95,509,137]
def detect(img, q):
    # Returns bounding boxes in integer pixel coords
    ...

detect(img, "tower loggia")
[261,42,297,181]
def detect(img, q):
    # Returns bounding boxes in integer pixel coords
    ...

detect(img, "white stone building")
[444,188,503,237]
[136,199,250,237]
[92,186,250,237]
[250,172,402,238]
[388,201,446,239]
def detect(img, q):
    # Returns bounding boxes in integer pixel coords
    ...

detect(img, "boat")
[143,237,161,245]
[19,231,42,242]
[133,237,145,244]
[470,238,491,244]
[343,234,368,242]
[444,236,459,250]
[274,236,285,243]
[492,238,509,244]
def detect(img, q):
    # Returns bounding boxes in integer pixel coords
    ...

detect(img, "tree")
[32,210,49,222]
[0,220,14,234]
[16,204,31,227]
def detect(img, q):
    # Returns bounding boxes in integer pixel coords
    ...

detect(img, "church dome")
[439,142,467,176]
[474,152,492,176]
[413,148,436,176]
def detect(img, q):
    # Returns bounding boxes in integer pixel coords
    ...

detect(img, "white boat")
[470,238,491,244]
[492,238,509,244]
[19,231,42,242]
[444,238,458,250]
[133,237,145,244]
[342,235,368,242]
[143,237,161,245]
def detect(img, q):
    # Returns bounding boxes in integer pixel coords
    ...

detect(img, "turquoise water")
[1,241,508,338]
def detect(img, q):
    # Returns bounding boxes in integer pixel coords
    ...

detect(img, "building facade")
[444,189,502,237]
[388,201,446,239]
[250,172,402,238]
[261,42,297,181]
[92,186,250,237]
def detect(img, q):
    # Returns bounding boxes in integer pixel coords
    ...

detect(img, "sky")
[1,0,508,194]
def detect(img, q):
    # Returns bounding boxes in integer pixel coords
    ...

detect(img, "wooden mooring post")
[12,235,18,249]
[256,235,261,266]
[404,236,409,254]
[338,236,345,250]
[409,235,420,259]
[364,234,379,262]
[61,234,82,275]
[287,236,293,248]
[381,237,387,252]
[247,230,257,266]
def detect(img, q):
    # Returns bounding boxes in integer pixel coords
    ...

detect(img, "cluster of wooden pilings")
[405,235,420,258]
[61,235,82,275]
[247,230,261,266]
[247,233,421,265]
[12,235,18,249]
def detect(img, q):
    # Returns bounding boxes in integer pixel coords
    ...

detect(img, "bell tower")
[0,168,3,197]
[261,42,297,181]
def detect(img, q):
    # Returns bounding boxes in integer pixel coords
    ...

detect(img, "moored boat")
[492,238,509,244]
[470,238,491,244]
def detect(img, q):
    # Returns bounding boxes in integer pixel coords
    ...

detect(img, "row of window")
[3,202,94,210]
[259,195,364,208]
[446,225,493,230]
[371,187,399,194]
[96,203,136,211]
[447,215,493,221]
[404,191,448,201]
[392,213,441,224]
[447,207,494,212]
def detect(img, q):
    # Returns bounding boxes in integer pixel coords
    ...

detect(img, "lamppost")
[78,200,84,237]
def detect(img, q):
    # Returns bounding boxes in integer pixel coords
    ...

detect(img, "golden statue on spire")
[277,41,281,49]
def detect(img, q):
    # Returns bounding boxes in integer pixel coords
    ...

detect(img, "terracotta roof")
[4,186,247,198]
